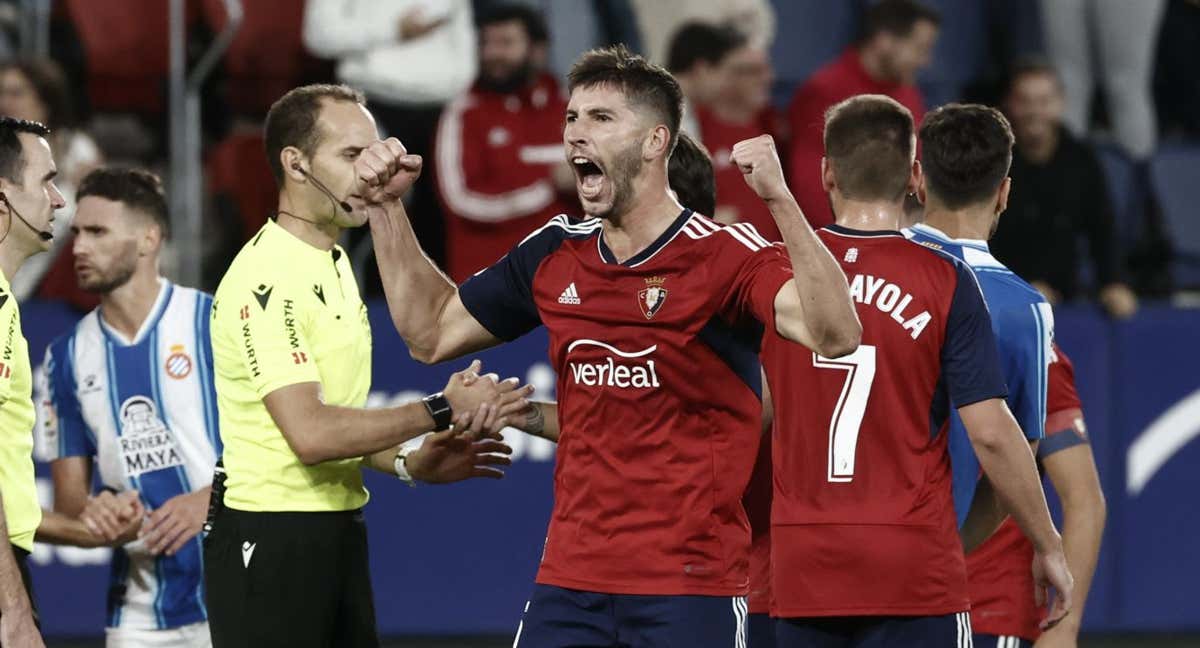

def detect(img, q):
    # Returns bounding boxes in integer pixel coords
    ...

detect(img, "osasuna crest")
[638,276,669,320]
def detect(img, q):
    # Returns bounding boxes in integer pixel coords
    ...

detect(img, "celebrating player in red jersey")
[968,343,1105,648]
[761,95,1072,647]
[368,45,861,647]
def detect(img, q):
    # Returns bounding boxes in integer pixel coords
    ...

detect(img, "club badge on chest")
[638,276,669,320]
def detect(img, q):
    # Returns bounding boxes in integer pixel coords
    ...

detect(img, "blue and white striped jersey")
[906,224,1054,527]
[38,280,220,630]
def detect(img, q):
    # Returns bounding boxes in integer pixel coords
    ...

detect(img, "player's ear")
[644,125,670,161]
[820,157,837,194]
[908,159,922,195]
[915,170,928,206]
[995,176,1012,215]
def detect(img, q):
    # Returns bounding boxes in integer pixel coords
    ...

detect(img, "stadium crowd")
[0,0,1195,312]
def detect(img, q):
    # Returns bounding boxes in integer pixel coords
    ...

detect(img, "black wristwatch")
[422,392,453,431]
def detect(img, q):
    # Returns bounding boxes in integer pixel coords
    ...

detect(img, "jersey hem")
[771,601,970,618]
[536,573,749,597]
[222,493,369,512]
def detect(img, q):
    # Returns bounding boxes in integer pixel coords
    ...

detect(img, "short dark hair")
[1006,56,1063,97]
[0,116,50,184]
[668,131,716,216]
[823,94,915,202]
[76,167,171,239]
[0,58,76,129]
[665,22,747,74]
[264,84,366,185]
[478,3,549,44]
[568,45,684,153]
[862,0,941,42]
[919,103,1015,209]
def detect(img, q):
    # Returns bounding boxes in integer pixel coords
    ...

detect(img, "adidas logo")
[557,283,581,305]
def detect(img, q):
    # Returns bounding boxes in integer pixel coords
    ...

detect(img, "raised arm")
[730,135,861,358]
[358,140,503,364]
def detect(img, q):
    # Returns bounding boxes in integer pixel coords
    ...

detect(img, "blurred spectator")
[665,22,747,145]
[1154,0,1200,140]
[666,23,779,238]
[303,0,477,281]
[787,0,939,228]
[632,0,774,68]
[991,60,1138,318]
[490,0,642,81]
[0,58,102,309]
[434,3,575,281]
[1040,0,1166,160]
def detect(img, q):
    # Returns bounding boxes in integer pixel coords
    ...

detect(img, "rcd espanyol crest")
[638,276,668,319]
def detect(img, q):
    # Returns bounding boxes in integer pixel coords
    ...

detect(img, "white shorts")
[106,622,212,648]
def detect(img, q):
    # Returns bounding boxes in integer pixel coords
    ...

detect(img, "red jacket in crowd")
[787,48,926,228]
[434,73,575,282]
[696,106,783,242]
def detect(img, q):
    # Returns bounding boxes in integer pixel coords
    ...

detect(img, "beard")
[79,254,137,294]
[597,139,644,220]
[478,59,535,94]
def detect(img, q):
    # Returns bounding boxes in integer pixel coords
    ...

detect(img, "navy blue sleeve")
[941,260,1009,408]
[459,216,582,341]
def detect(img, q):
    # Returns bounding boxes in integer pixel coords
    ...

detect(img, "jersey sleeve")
[941,260,1009,408]
[993,295,1053,441]
[722,229,794,327]
[233,282,321,398]
[40,339,95,460]
[459,215,576,341]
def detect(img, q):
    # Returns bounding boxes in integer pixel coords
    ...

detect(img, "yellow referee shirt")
[0,273,41,551]
[211,219,372,511]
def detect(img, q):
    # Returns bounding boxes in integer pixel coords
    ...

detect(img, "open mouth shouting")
[571,154,607,203]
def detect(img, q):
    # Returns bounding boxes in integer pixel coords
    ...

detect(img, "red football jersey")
[763,226,1007,617]
[696,106,783,242]
[745,431,773,614]
[460,210,792,596]
[968,344,1086,640]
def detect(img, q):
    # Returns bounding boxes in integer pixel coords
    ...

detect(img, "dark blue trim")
[824,224,904,238]
[1037,427,1088,459]
[696,315,764,400]
[598,209,693,266]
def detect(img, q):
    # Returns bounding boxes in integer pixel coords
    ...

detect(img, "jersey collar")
[262,218,347,264]
[99,278,173,347]
[824,224,904,238]
[597,208,694,267]
[907,222,990,252]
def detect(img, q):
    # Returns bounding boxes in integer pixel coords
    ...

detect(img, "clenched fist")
[355,137,423,204]
[730,135,790,203]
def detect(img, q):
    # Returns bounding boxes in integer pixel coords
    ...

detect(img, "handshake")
[399,360,537,484]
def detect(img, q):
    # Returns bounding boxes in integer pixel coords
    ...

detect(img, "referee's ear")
[281,147,307,185]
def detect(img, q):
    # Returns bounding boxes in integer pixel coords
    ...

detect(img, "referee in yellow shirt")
[0,116,66,647]
[205,85,530,648]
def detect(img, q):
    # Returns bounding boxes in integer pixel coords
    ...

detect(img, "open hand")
[442,360,534,439]
[405,417,513,483]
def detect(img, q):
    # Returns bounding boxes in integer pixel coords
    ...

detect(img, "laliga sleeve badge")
[638,276,668,320]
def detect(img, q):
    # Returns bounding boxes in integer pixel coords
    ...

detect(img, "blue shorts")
[748,612,775,648]
[512,584,748,648]
[776,612,974,647]
[973,635,1032,648]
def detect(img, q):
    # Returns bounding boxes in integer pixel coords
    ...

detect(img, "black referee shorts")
[204,507,379,648]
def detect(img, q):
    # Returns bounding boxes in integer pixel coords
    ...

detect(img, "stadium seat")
[201,0,329,117]
[64,0,195,116]
[1149,143,1200,287]
[205,130,276,242]
[1093,141,1143,249]
[769,0,862,108]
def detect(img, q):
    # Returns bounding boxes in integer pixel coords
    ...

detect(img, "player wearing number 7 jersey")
[761,95,1072,647]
